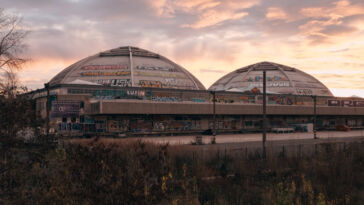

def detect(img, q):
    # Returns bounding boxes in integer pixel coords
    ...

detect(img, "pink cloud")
[266,7,287,20]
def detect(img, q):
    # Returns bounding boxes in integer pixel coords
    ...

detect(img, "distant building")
[29,46,364,136]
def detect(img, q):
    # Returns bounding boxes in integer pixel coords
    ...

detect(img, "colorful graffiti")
[93,89,145,99]
[247,75,287,82]
[81,64,128,70]
[134,71,186,78]
[268,95,294,105]
[139,80,163,88]
[249,82,290,88]
[296,88,313,96]
[165,78,177,84]
[239,96,250,103]
[107,120,129,133]
[136,65,179,72]
[58,123,82,131]
[81,71,131,76]
[192,98,206,102]
[245,75,290,87]
[151,96,180,102]
[328,100,364,107]
[93,79,132,87]
[294,83,322,89]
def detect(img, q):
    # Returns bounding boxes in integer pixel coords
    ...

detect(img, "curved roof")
[49,46,205,90]
[209,62,333,97]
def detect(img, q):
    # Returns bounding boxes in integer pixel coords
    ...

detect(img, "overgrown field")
[1,136,364,204]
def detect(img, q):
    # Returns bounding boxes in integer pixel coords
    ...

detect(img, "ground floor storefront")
[50,114,364,137]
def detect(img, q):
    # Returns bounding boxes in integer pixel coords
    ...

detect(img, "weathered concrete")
[91,100,364,116]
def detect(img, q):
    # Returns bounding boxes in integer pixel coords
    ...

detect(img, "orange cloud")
[266,7,287,20]
[301,1,364,18]
[183,10,248,28]
[298,1,364,45]
[149,0,260,28]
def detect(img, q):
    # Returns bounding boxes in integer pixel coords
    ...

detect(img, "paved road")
[68,130,364,156]
[133,130,364,145]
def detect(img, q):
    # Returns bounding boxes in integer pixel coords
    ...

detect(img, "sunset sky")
[2,0,364,97]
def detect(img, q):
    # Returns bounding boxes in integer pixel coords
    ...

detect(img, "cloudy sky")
[2,0,364,97]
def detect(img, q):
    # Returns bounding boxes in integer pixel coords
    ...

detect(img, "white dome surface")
[49,46,205,90]
[209,62,333,97]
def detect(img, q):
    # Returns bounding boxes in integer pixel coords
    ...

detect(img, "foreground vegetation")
[1,135,364,205]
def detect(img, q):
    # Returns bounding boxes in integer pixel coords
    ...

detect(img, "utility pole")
[262,71,267,157]
[313,95,318,139]
[45,83,50,138]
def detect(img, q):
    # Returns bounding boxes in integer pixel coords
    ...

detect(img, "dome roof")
[49,46,205,90]
[209,62,333,97]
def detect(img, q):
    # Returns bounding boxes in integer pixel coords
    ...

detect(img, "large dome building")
[30,47,364,136]
[209,62,333,97]
[49,46,205,90]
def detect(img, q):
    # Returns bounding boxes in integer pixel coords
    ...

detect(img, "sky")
[2,0,364,97]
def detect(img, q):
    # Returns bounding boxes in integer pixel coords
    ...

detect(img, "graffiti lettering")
[134,71,187,78]
[136,65,179,72]
[296,88,313,96]
[81,71,131,76]
[294,83,323,89]
[81,64,128,70]
[328,100,364,107]
[93,79,132,87]
[165,78,177,84]
[247,75,287,82]
[139,80,163,88]
[249,82,290,87]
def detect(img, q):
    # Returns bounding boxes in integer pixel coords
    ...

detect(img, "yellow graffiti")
[139,80,162,88]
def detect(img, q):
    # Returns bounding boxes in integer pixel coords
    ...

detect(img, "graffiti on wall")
[93,79,132,87]
[328,100,364,107]
[107,120,129,133]
[139,80,163,88]
[245,75,290,88]
[134,71,186,78]
[51,101,80,118]
[239,96,250,103]
[81,71,131,76]
[81,64,128,70]
[247,75,288,82]
[296,88,313,96]
[152,96,180,102]
[294,83,322,89]
[268,95,294,105]
[127,90,145,98]
[149,91,180,102]
[248,82,290,88]
[136,65,179,72]
[165,78,177,85]
[94,89,145,99]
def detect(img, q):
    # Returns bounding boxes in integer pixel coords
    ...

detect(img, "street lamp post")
[212,91,216,142]
[313,95,318,139]
[262,71,267,157]
[44,83,50,138]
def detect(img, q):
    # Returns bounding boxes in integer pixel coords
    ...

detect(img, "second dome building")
[209,62,333,97]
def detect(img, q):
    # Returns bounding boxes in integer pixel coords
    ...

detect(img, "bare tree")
[0,9,33,140]
[0,8,28,97]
